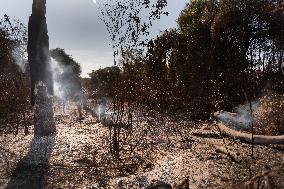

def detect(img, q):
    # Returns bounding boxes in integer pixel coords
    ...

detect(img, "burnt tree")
[28,0,53,105]
[28,0,55,136]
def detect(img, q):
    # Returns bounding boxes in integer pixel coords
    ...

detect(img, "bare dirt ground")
[0,104,284,189]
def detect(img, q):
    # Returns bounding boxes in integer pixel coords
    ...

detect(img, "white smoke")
[50,57,84,112]
[11,47,27,72]
[234,100,260,124]
[51,58,65,100]
[215,101,261,130]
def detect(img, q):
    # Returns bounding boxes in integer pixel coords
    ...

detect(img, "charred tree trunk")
[28,0,53,106]
[34,82,56,136]
[28,0,55,136]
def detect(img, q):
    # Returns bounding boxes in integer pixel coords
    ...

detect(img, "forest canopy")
[91,0,284,119]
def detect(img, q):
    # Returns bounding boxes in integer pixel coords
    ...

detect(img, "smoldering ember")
[0,0,284,189]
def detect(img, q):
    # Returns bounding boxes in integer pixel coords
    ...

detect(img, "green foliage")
[50,48,81,76]
[144,0,284,119]
[91,0,283,121]
[89,66,121,97]
[50,48,83,102]
[114,0,284,120]
[178,0,213,34]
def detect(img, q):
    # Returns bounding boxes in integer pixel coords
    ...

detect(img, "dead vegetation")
[0,103,284,189]
[254,93,284,135]
[0,0,283,188]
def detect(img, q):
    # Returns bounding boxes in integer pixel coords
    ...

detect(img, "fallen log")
[217,123,284,145]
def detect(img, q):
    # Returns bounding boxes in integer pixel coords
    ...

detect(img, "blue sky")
[0,0,188,77]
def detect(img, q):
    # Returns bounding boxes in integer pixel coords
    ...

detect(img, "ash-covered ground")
[0,103,284,189]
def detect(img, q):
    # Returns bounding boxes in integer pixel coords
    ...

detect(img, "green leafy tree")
[89,66,121,98]
[140,0,284,119]
[50,48,81,76]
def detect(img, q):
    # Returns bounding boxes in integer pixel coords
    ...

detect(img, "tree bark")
[217,123,284,145]
[28,0,53,105]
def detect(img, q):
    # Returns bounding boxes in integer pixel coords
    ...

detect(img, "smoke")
[215,100,261,130]
[50,58,83,103]
[0,15,28,72]
[235,100,260,124]
[51,58,64,100]
[95,97,114,122]
[11,48,27,72]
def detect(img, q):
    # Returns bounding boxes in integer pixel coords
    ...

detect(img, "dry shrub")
[254,93,284,135]
[0,68,31,134]
[0,15,31,134]
[0,71,30,114]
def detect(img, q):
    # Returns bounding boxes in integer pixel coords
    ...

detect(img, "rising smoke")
[51,58,65,100]
[214,101,261,130]
[50,58,83,107]
[11,48,27,72]
[0,15,28,72]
